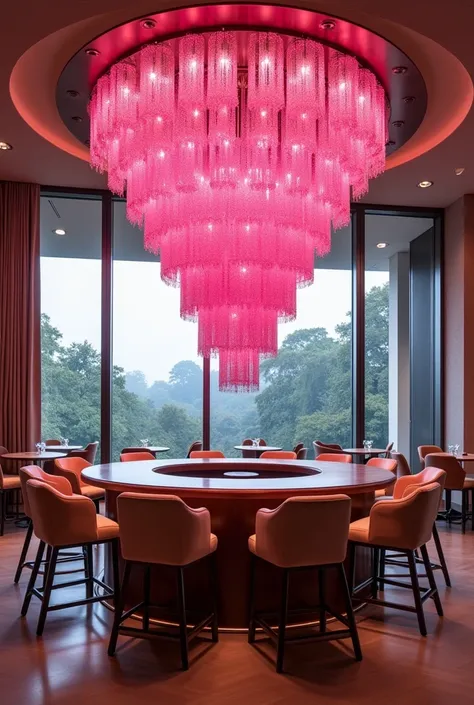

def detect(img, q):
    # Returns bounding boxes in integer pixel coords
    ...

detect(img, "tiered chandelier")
[90,30,387,391]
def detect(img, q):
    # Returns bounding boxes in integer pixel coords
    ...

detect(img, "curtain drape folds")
[0,181,41,453]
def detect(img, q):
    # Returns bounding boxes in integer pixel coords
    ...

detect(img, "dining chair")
[0,463,21,536]
[108,493,218,669]
[54,458,104,510]
[349,482,443,636]
[120,451,155,462]
[186,440,203,458]
[425,452,474,532]
[121,446,157,456]
[316,453,352,463]
[190,450,225,458]
[248,494,361,672]
[383,442,394,459]
[390,451,412,479]
[292,443,304,455]
[21,480,120,636]
[296,447,308,460]
[67,442,99,465]
[45,439,61,446]
[313,441,343,458]
[260,451,296,460]
[366,457,398,497]
[418,445,442,470]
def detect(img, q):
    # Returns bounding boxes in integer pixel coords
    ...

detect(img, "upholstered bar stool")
[248,495,361,673]
[425,452,473,532]
[418,445,442,470]
[379,468,451,587]
[316,453,352,463]
[349,482,443,636]
[120,451,155,462]
[367,457,398,497]
[190,450,225,458]
[0,464,22,536]
[54,457,104,510]
[15,466,76,583]
[21,480,120,636]
[108,493,218,670]
[260,451,296,460]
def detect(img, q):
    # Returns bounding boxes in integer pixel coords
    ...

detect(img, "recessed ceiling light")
[320,19,336,30]
[141,18,156,29]
[376,242,388,249]
[0,141,12,150]
[85,48,100,56]
[392,66,408,75]
[455,167,465,176]
[417,180,433,188]
[53,228,66,236]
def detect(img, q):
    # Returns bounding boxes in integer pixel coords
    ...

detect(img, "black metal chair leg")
[420,544,443,617]
[462,491,467,534]
[407,551,427,636]
[143,565,151,632]
[471,489,474,531]
[348,542,356,595]
[0,491,6,536]
[84,544,94,598]
[276,569,289,674]
[338,563,362,661]
[248,553,256,644]
[21,541,45,616]
[93,499,101,513]
[176,567,189,670]
[446,490,452,524]
[43,545,52,591]
[379,549,386,591]
[36,547,59,636]
[111,539,120,609]
[371,548,379,598]
[432,523,451,587]
[318,567,326,633]
[108,560,132,656]
[210,552,219,642]
[14,519,33,583]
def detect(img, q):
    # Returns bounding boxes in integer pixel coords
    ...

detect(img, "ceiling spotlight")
[66,89,80,98]
[0,141,12,150]
[141,18,156,29]
[417,180,433,188]
[455,167,465,176]
[392,120,405,128]
[385,139,396,147]
[54,228,66,236]
[85,48,100,56]
[377,242,388,249]
[320,19,336,30]
[403,95,416,103]
[71,116,83,122]
[392,66,407,74]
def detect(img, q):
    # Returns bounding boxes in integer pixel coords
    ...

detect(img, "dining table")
[1,451,67,466]
[343,447,387,463]
[234,444,283,458]
[139,446,170,456]
[44,445,83,452]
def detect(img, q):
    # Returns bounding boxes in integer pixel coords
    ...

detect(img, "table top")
[455,453,474,462]
[344,448,387,456]
[44,445,82,452]
[82,458,395,498]
[1,451,67,461]
[234,445,283,452]
[139,446,170,453]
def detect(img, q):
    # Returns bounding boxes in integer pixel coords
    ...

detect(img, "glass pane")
[211,225,353,457]
[40,195,102,454]
[112,201,202,460]
[364,214,434,455]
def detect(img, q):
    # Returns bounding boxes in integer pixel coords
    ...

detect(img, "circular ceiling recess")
[56,4,427,157]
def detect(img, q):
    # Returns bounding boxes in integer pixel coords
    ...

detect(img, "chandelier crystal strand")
[89,30,387,391]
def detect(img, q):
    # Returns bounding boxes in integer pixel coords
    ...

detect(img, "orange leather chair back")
[117,493,214,566]
[255,494,351,568]
[393,467,446,500]
[424,453,465,491]
[54,457,91,494]
[190,450,225,458]
[260,451,297,460]
[186,441,203,458]
[316,453,352,463]
[120,451,155,462]
[390,451,411,478]
[20,465,72,518]
[417,445,442,469]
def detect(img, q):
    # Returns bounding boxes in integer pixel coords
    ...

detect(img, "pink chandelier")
[89,30,387,391]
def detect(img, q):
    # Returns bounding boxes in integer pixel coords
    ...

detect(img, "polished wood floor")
[0,519,473,705]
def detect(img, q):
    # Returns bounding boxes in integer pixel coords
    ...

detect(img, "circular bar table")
[83,458,394,629]
[234,445,282,458]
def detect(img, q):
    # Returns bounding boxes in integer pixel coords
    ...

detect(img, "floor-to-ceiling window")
[111,201,202,460]
[39,193,102,454]
[364,213,436,463]
[39,191,443,464]
[210,225,353,457]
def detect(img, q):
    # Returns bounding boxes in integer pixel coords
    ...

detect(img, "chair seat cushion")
[96,514,120,541]
[81,485,105,500]
[210,533,218,552]
[348,517,370,544]
[464,477,474,489]
[2,475,21,490]
[375,489,386,498]
[248,534,257,554]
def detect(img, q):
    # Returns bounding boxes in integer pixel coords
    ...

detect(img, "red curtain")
[0,182,41,451]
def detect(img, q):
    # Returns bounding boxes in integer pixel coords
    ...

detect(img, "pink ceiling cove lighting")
[89,29,388,391]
